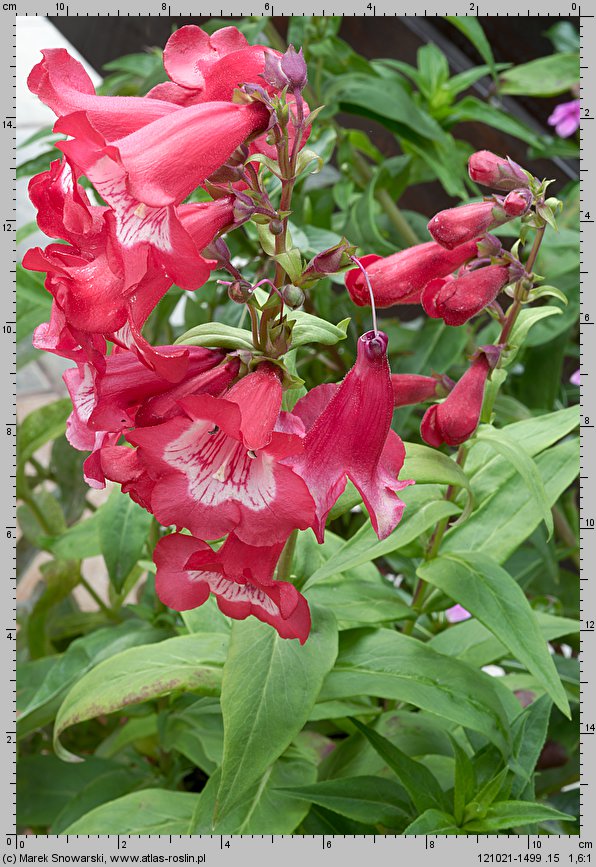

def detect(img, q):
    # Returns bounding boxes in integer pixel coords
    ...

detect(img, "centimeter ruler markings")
[1,1,593,860]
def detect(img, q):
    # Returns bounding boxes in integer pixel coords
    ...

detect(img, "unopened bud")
[468,150,530,192]
[228,281,253,304]
[281,284,305,309]
[475,233,503,259]
[261,50,287,90]
[503,188,532,217]
[280,45,308,90]
[233,191,256,223]
[269,219,284,235]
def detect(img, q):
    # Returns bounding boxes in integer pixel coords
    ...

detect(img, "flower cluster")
[26,26,413,643]
[345,149,543,448]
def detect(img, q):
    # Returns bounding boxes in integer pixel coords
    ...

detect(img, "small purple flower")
[571,368,581,386]
[548,99,580,138]
[446,604,471,623]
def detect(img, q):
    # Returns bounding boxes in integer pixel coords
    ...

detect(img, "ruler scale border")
[3,4,592,861]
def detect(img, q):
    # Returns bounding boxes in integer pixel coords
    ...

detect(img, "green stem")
[276,529,298,584]
[351,150,420,247]
[402,446,467,636]
[499,224,546,347]
[79,576,120,621]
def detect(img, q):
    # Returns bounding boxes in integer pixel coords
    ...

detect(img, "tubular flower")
[289,331,413,542]
[427,200,526,251]
[150,25,270,105]
[64,347,238,488]
[421,352,492,448]
[123,365,316,546]
[154,532,311,643]
[344,241,479,308]
[422,265,511,326]
[548,99,580,138]
[391,374,452,408]
[468,150,529,192]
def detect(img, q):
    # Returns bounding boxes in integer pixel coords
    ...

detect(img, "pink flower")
[123,365,316,546]
[65,346,238,488]
[149,25,270,106]
[421,352,491,448]
[422,265,511,326]
[24,160,236,379]
[28,48,179,140]
[502,188,532,217]
[571,368,581,386]
[344,240,479,308]
[428,201,513,250]
[548,99,580,138]
[446,604,471,623]
[154,532,311,643]
[391,374,451,408]
[468,151,529,191]
[290,331,413,542]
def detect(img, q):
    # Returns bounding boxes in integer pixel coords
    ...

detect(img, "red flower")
[124,365,316,546]
[28,48,178,140]
[154,532,311,643]
[344,240,479,308]
[422,265,511,326]
[468,150,529,192]
[150,25,270,105]
[391,374,450,408]
[428,201,512,250]
[290,331,413,542]
[64,346,238,488]
[503,188,532,217]
[421,353,491,447]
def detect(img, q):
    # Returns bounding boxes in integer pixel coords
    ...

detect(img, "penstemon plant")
[18,20,579,836]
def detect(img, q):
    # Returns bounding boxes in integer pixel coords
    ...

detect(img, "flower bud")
[281,284,305,309]
[468,151,529,192]
[428,201,513,251]
[228,280,253,304]
[261,50,287,90]
[280,45,308,91]
[233,191,256,223]
[503,188,532,217]
[475,233,502,259]
[304,240,355,280]
[345,240,479,308]
[269,219,284,235]
[421,352,491,448]
[422,264,510,327]
[391,374,453,408]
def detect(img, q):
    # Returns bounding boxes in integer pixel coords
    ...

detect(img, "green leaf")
[51,767,147,834]
[418,552,570,717]
[281,775,410,828]
[54,633,229,759]
[464,767,510,824]
[506,307,563,365]
[273,247,303,283]
[499,53,580,97]
[17,149,60,179]
[16,265,52,344]
[450,734,476,825]
[175,322,254,351]
[17,399,71,473]
[18,621,167,733]
[161,698,223,774]
[305,485,461,587]
[448,97,542,148]
[320,629,515,753]
[326,73,445,141]
[444,439,579,564]
[545,22,580,53]
[510,694,553,798]
[475,426,553,538]
[98,487,153,592]
[464,800,574,832]
[403,441,473,523]
[527,284,568,305]
[287,310,349,348]
[306,576,412,628]
[215,606,338,823]
[62,789,200,835]
[193,758,316,834]
[350,718,448,813]
[403,808,459,835]
[45,513,101,561]
[17,755,119,828]
[429,611,579,669]
[445,17,495,76]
